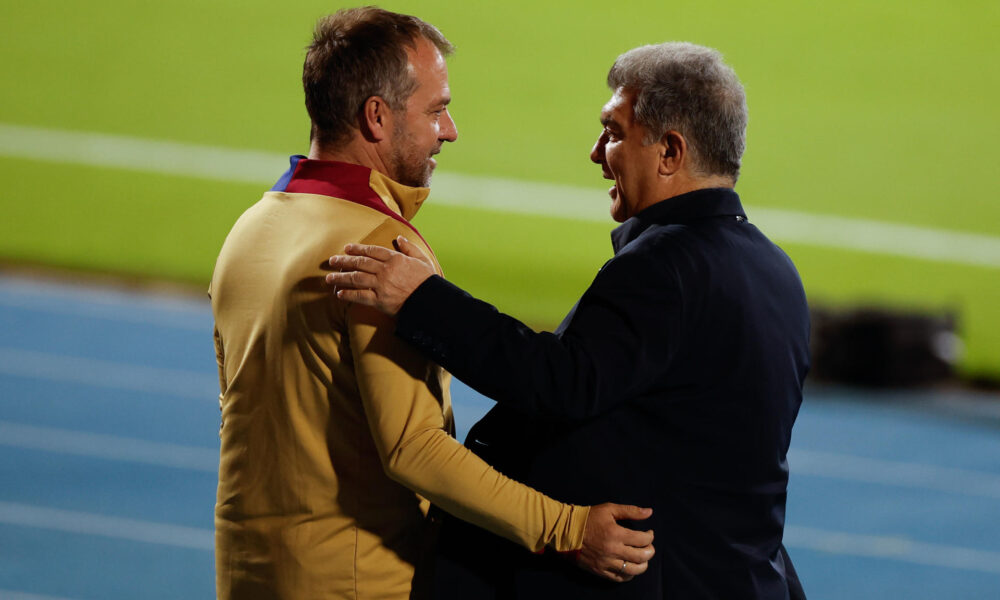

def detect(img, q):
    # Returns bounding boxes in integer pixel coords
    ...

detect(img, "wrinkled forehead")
[601,87,635,125]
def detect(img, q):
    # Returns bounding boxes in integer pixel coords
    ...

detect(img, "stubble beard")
[389,125,435,188]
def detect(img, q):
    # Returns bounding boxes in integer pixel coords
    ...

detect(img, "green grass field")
[1,0,998,376]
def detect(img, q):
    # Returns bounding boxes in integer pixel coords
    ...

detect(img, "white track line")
[3,122,1000,268]
[0,590,79,600]
[789,449,1000,500]
[1,499,997,574]
[4,410,1000,503]
[0,420,217,472]
[784,526,1000,575]
[0,276,211,332]
[0,347,216,400]
[0,501,212,550]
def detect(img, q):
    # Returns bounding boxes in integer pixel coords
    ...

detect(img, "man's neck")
[308,138,393,180]
[655,172,735,204]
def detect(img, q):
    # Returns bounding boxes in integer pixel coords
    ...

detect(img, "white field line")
[0,347,216,400]
[3,123,1000,268]
[789,449,1000,500]
[0,501,213,550]
[0,420,218,472]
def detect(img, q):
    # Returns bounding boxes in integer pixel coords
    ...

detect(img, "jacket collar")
[610,187,746,254]
[270,155,430,222]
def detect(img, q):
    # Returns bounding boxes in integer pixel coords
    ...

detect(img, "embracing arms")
[327,236,681,420]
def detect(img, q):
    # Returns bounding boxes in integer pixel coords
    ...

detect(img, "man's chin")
[419,161,437,187]
[610,199,629,223]
[392,164,434,188]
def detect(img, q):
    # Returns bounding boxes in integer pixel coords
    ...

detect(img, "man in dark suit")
[327,41,810,599]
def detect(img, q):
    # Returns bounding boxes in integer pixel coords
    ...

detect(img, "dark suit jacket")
[397,187,810,599]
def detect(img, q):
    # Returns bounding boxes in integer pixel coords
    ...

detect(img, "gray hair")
[607,42,747,181]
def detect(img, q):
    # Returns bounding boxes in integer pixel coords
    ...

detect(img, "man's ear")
[359,96,392,143]
[659,130,687,176]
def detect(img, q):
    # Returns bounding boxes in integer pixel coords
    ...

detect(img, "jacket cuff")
[565,504,590,552]
[540,504,589,555]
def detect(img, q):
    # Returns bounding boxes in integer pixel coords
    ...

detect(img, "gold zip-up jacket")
[209,157,588,599]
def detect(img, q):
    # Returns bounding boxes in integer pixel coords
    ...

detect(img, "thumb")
[396,236,429,262]
[612,504,653,521]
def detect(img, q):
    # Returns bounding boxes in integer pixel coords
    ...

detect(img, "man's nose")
[590,134,606,164]
[440,110,458,142]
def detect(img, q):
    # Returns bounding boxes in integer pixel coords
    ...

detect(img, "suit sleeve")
[395,247,683,419]
[348,225,589,553]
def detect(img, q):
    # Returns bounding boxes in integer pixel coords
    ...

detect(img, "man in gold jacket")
[209,8,654,599]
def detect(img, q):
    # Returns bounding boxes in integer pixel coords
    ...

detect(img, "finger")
[325,271,379,290]
[603,560,633,582]
[343,243,396,260]
[611,504,653,521]
[618,544,654,565]
[333,288,379,306]
[395,236,430,262]
[327,255,384,274]
[621,528,654,548]
[625,559,648,576]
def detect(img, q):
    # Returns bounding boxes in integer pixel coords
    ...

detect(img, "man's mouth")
[602,168,616,200]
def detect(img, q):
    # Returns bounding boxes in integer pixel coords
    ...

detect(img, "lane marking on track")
[0,347,216,400]
[0,277,210,332]
[0,421,217,472]
[0,590,79,600]
[3,396,1000,503]
[0,502,212,550]
[784,525,1000,575]
[790,449,1000,500]
[2,499,997,574]
[3,122,1000,268]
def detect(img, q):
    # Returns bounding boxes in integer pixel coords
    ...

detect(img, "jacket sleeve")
[348,302,588,552]
[213,325,227,437]
[347,221,589,553]
[394,248,683,420]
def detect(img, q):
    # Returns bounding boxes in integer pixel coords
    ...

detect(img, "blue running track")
[1,274,998,599]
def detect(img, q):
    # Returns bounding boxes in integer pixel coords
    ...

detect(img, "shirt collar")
[610,187,746,254]
[270,155,430,222]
